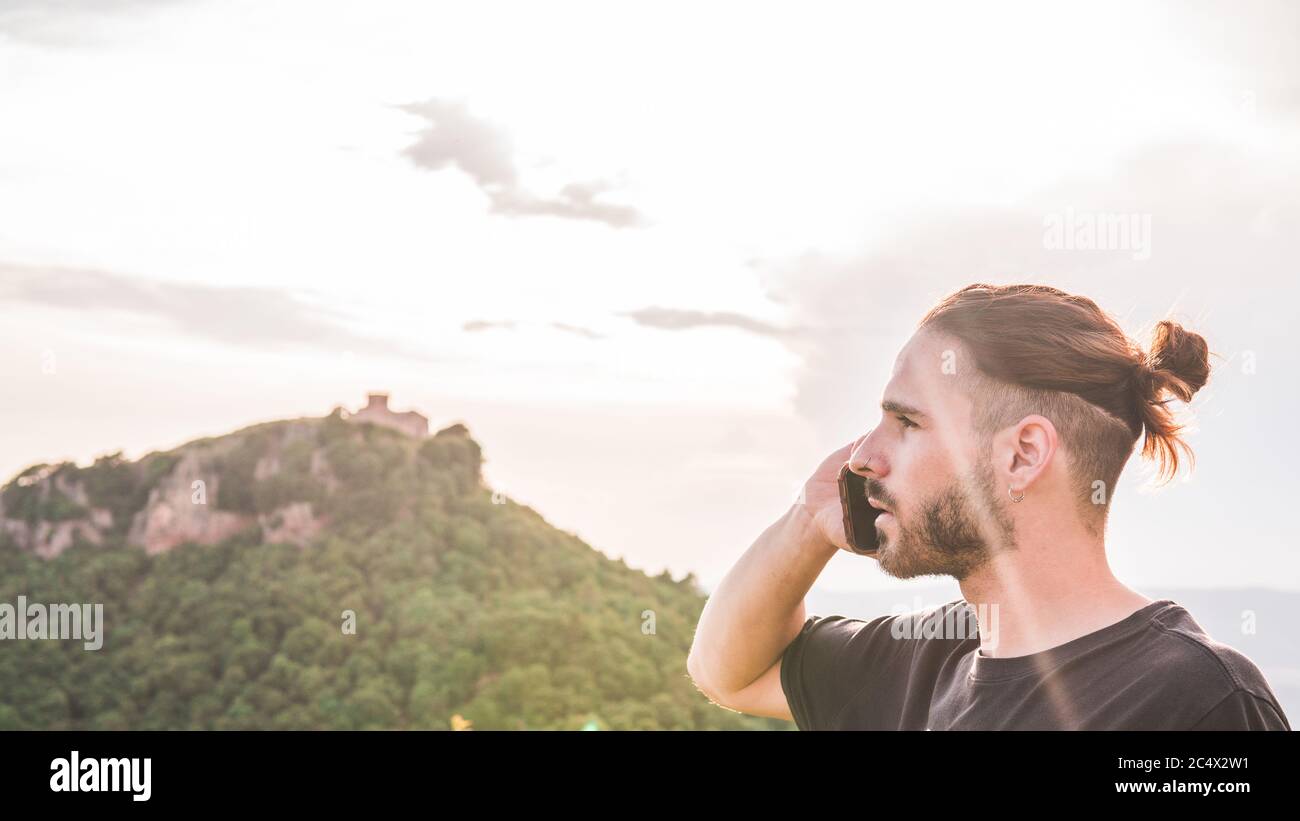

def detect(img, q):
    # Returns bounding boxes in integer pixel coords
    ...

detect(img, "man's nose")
[848,432,883,475]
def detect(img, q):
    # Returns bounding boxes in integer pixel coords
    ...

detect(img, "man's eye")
[896,415,917,429]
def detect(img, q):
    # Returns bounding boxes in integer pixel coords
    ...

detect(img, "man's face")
[849,329,1015,581]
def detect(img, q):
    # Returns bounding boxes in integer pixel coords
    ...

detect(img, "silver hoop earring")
[1008,485,1025,503]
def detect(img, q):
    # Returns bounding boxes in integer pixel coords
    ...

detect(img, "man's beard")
[870,455,1016,582]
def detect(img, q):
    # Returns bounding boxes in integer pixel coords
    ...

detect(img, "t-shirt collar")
[966,599,1178,683]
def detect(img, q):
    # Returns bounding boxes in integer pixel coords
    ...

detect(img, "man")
[686,283,1290,730]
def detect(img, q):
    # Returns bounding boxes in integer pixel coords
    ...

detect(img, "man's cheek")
[915,440,960,479]
[896,449,949,508]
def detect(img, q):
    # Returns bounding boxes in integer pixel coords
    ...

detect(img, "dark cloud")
[397,98,645,229]
[0,262,452,363]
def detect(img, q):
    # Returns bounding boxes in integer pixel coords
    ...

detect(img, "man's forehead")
[884,329,963,410]
[891,329,949,375]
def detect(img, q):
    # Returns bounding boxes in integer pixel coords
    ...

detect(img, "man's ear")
[999,414,1058,493]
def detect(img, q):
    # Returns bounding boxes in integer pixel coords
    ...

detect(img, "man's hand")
[795,439,873,557]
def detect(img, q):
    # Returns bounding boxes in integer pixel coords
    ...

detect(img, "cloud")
[397,99,518,189]
[0,0,178,47]
[488,182,643,228]
[752,139,1300,441]
[462,319,520,333]
[462,318,605,339]
[396,98,644,228]
[619,306,796,339]
[549,322,603,340]
[0,262,452,363]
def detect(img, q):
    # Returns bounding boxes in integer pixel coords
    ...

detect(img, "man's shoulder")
[782,599,975,730]
[1141,601,1278,699]
[1121,601,1289,728]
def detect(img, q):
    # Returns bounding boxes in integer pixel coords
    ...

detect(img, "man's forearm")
[688,502,840,697]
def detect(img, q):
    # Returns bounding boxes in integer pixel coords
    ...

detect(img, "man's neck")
[957,534,1153,659]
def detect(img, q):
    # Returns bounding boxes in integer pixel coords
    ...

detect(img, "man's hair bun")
[1132,320,1212,482]
[1143,320,1210,402]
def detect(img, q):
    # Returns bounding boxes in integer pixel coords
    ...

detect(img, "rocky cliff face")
[1,433,323,557]
[0,410,480,558]
[124,451,264,555]
[0,465,112,558]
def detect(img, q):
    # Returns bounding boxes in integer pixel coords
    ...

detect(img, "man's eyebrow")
[882,399,926,418]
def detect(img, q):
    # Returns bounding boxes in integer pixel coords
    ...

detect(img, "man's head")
[849,283,1212,581]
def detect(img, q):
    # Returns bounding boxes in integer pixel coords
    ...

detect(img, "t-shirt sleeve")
[780,613,889,730]
[1189,689,1292,731]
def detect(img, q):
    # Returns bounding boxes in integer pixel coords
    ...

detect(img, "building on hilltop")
[343,392,428,438]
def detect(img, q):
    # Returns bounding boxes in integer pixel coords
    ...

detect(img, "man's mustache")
[863,477,899,512]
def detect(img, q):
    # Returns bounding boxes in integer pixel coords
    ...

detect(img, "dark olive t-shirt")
[780,598,1291,730]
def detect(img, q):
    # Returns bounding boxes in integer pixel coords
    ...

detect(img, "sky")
[2,0,1299,594]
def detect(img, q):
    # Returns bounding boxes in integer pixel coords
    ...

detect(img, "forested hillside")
[0,411,780,730]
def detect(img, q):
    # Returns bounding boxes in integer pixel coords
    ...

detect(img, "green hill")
[0,410,780,730]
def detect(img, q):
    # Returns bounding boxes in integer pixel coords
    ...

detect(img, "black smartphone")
[837,462,882,555]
